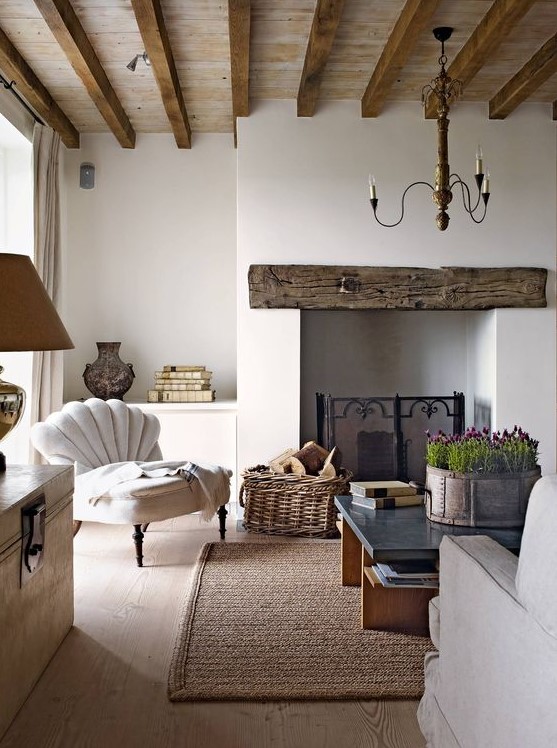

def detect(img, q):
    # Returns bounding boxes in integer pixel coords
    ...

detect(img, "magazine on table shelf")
[375,559,439,579]
[372,560,439,588]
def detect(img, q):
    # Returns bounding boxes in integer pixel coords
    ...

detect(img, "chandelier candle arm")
[369,180,435,228]
[451,179,489,224]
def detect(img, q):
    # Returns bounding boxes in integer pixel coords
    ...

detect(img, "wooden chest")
[0,465,74,740]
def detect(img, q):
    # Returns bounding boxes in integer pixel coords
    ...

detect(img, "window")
[0,115,33,463]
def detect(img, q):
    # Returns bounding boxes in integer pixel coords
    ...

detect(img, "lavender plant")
[426,426,539,474]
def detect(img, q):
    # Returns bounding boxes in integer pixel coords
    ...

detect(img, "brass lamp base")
[0,366,26,472]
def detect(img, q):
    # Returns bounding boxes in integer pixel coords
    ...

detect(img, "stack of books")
[349,480,424,510]
[372,559,439,588]
[147,365,215,403]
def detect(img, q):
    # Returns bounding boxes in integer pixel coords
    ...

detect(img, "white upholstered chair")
[31,398,230,566]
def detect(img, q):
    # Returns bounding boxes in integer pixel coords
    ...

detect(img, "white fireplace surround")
[236,101,556,478]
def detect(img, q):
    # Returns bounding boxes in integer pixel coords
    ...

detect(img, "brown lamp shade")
[0,253,74,352]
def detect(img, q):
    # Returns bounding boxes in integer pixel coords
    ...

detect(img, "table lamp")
[0,253,74,471]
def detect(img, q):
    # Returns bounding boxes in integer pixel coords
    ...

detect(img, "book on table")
[351,494,424,510]
[349,480,418,498]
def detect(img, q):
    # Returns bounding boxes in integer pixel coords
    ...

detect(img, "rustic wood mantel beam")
[248,265,547,311]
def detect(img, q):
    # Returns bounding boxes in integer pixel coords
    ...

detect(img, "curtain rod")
[0,74,45,126]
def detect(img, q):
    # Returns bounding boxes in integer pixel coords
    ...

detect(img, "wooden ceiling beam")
[228,0,250,146]
[361,0,441,118]
[489,33,557,119]
[33,0,135,148]
[297,0,346,117]
[424,0,538,119]
[130,0,191,148]
[0,25,79,148]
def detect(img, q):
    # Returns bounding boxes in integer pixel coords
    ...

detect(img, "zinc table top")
[335,495,523,561]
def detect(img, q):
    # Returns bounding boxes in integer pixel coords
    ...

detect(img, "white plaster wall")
[61,133,237,402]
[495,307,556,467]
[466,311,496,429]
[237,101,556,474]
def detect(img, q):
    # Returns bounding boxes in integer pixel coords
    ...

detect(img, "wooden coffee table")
[335,495,523,636]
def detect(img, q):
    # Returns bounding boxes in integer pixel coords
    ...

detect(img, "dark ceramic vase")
[83,342,135,400]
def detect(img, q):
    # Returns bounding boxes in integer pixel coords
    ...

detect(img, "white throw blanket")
[75,460,231,521]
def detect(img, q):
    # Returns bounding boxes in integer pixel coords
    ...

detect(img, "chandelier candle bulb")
[476,145,483,175]
[369,175,377,200]
[482,172,490,194]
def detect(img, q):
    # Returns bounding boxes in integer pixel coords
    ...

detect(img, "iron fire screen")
[316,392,465,484]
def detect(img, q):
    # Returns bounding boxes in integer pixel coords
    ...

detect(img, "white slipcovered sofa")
[418,473,557,748]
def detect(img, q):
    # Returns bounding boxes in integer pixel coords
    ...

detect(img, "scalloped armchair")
[31,398,230,566]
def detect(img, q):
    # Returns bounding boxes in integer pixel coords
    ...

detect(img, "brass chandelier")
[369,27,490,232]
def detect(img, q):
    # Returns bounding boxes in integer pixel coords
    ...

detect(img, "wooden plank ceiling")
[0,0,555,149]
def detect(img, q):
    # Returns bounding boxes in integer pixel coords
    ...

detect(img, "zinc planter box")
[425,465,541,528]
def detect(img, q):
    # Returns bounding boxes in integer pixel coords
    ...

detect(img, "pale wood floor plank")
[0,515,426,748]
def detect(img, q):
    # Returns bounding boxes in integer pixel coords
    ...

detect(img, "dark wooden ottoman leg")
[217,505,227,540]
[132,524,144,567]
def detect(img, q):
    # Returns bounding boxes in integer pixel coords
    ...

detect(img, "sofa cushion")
[417,652,461,748]
[428,595,440,650]
[516,474,557,638]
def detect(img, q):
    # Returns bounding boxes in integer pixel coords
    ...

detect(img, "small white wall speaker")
[80,163,95,189]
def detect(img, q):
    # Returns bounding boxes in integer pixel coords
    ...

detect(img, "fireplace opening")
[301,309,495,481]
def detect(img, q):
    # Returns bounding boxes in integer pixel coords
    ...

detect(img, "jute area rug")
[168,541,432,702]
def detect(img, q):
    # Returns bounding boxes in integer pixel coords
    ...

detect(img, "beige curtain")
[30,124,64,457]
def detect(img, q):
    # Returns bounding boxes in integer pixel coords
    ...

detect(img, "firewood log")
[287,456,306,475]
[318,447,338,478]
[269,448,297,474]
[292,441,330,475]
[318,462,336,478]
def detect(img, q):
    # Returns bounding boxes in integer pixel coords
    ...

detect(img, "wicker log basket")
[239,467,352,538]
